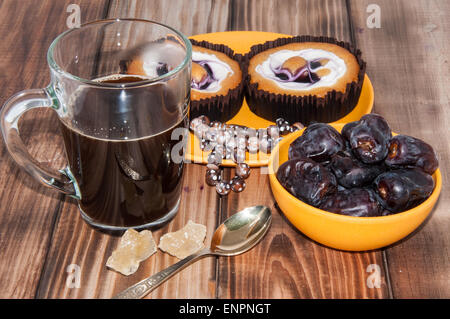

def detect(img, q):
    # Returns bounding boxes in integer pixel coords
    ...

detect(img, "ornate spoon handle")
[113,248,211,299]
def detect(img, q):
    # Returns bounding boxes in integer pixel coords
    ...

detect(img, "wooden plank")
[231,0,352,42]
[349,0,450,298]
[35,0,231,298]
[0,0,109,298]
[217,0,390,298]
[107,0,232,36]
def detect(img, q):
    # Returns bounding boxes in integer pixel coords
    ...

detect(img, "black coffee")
[59,75,188,228]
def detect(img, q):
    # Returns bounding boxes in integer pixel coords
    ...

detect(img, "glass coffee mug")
[1,19,191,230]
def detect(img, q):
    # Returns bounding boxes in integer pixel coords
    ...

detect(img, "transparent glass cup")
[1,19,192,230]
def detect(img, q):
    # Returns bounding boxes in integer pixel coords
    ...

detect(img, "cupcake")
[245,36,366,125]
[189,40,245,122]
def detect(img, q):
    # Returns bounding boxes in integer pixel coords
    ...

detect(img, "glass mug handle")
[0,86,78,198]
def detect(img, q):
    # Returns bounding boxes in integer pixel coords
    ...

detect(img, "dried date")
[345,114,392,164]
[385,135,439,175]
[319,188,382,217]
[276,157,337,207]
[328,152,386,188]
[373,168,435,213]
[288,123,345,163]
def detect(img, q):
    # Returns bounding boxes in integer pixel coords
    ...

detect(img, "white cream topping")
[255,49,347,90]
[192,51,233,93]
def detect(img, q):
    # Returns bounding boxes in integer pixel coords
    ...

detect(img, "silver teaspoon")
[113,205,272,299]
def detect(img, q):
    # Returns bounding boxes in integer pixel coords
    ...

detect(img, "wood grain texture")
[107,0,232,35]
[231,0,352,43]
[0,0,108,298]
[218,0,389,298]
[349,0,450,298]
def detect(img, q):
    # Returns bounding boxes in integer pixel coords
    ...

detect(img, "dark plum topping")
[191,60,216,90]
[271,56,324,84]
[280,56,307,76]
[309,58,330,70]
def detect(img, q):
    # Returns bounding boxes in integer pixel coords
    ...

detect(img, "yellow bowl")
[268,123,442,251]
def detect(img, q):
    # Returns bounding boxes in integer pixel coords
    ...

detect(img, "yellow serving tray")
[186,31,374,167]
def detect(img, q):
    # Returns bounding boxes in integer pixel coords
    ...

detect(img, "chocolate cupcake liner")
[243,35,366,125]
[189,39,246,122]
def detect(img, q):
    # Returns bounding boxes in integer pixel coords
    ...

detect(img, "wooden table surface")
[0,0,448,299]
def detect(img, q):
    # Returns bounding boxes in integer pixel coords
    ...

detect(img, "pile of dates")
[277,114,439,217]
